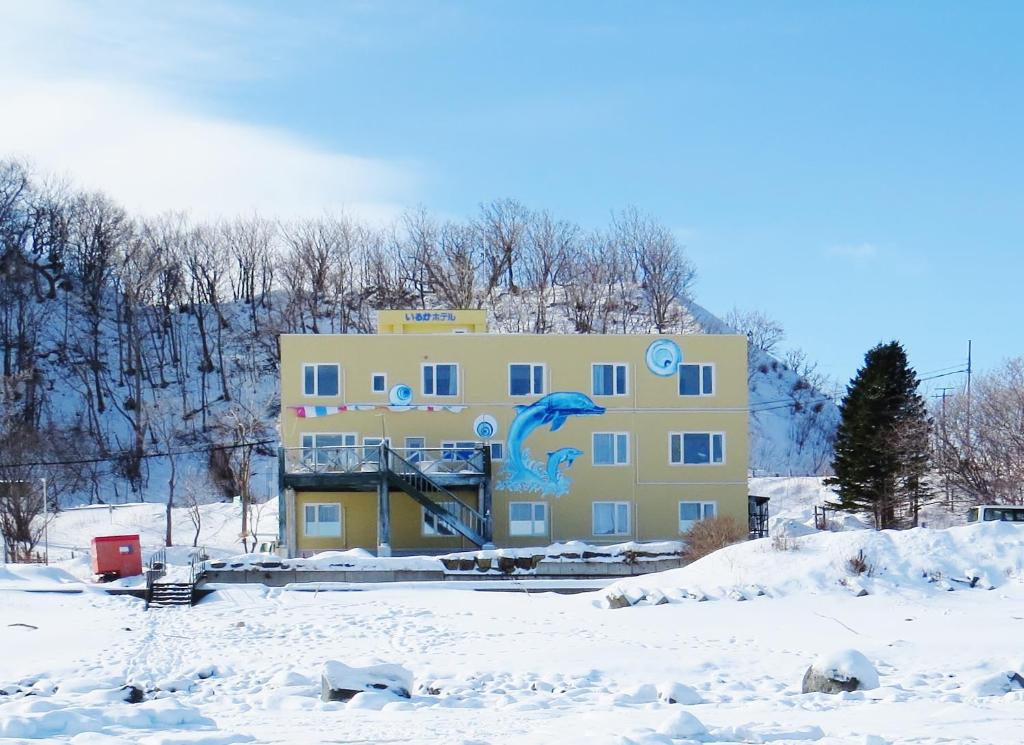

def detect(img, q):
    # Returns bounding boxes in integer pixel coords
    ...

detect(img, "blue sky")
[1,1,1020,392]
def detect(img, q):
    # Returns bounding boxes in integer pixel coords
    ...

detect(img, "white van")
[967,505,1024,523]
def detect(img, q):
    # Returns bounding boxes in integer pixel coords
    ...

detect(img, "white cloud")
[0,79,417,222]
[0,2,419,222]
[825,243,879,261]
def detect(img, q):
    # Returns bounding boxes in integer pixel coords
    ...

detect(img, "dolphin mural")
[546,447,583,483]
[496,391,605,497]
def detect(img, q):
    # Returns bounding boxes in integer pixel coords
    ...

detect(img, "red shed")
[91,534,143,580]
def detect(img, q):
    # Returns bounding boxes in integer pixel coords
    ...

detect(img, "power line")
[1,438,277,470]
[918,369,967,383]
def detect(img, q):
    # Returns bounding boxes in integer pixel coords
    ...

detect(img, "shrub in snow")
[657,710,708,738]
[321,661,412,703]
[682,515,746,562]
[802,649,880,694]
[847,550,873,576]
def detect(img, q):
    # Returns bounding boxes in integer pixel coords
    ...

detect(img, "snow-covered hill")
[18,292,837,511]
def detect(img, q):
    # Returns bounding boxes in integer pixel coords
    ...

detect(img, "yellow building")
[277,310,749,557]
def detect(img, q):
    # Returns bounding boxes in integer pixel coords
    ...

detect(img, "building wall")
[280,332,748,553]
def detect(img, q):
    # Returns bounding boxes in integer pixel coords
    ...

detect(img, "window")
[509,363,546,396]
[679,501,717,532]
[489,441,504,461]
[592,363,627,396]
[301,433,356,468]
[442,440,483,470]
[592,432,629,466]
[593,502,630,536]
[509,502,548,536]
[670,433,725,465]
[371,373,387,393]
[404,436,426,463]
[679,364,714,396]
[363,437,391,465]
[304,503,342,537]
[423,502,457,536]
[423,363,458,396]
[302,363,340,396]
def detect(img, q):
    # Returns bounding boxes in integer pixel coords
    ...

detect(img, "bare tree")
[934,357,1024,507]
[418,221,483,309]
[212,397,272,551]
[614,207,696,333]
[725,308,786,354]
[563,232,617,333]
[522,210,575,333]
[475,198,529,296]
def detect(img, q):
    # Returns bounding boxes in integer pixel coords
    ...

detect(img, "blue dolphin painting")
[497,392,605,497]
[546,447,584,483]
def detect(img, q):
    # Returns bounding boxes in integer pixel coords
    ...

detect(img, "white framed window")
[489,441,504,461]
[422,363,459,396]
[679,363,714,396]
[441,440,483,470]
[304,503,342,537]
[371,372,387,393]
[362,436,391,465]
[592,363,628,396]
[302,363,340,397]
[592,432,629,466]
[423,502,458,537]
[509,502,547,536]
[679,501,717,532]
[593,501,631,536]
[509,363,546,396]
[404,436,426,463]
[670,432,725,465]
[301,432,357,467]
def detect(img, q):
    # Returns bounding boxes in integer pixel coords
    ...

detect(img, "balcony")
[279,445,490,492]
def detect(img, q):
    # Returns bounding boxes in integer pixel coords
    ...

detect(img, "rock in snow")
[966,671,1024,697]
[657,710,708,738]
[802,649,880,694]
[321,661,412,702]
[657,681,703,705]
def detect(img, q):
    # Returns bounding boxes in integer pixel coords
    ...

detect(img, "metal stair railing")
[384,446,489,545]
[188,546,207,587]
[144,548,167,609]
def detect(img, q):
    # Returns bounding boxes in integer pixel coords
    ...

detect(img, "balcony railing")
[282,445,487,477]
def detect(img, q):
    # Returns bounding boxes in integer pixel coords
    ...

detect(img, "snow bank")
[208,551,443,572]
[607,522,1024,603]
[0,564,87,592]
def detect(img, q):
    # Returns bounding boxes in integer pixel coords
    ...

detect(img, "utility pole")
[933,387,955,511]
[42,477,48,565]
[965,340,973,443]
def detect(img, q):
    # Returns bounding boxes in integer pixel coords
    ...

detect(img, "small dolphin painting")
[496,391,605,497]
[546,447,583,483]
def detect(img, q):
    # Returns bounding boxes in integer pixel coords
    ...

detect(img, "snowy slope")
[27,292,835,512]
[691,301,839,476]
[609,521,1023,602]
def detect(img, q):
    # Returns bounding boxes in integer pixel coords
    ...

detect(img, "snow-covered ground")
[4,519,1024,744]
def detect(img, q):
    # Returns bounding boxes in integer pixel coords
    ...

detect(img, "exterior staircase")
[144,547,207,610]
[148,581,194,608]
[386,449,490,547]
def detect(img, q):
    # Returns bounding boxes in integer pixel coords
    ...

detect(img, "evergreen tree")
[826,341,931,529]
